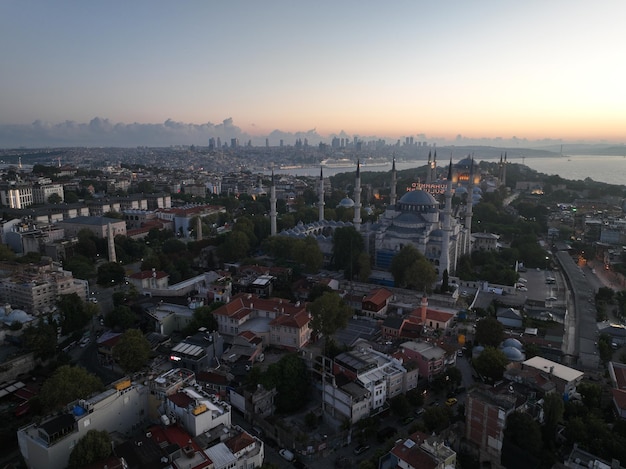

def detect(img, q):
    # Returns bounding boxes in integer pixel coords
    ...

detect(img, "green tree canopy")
[57,293,94,334]
[68,429,112,469]
[473,347,509,382]
[332,226,365,279]
[112,329,151,373]
[423,405,453,433]
[390,244,436,292]
[104,305,136,330]
[181,304,222,336]
[0,244,16,261]
[64,255,96,280]
[259,353,309,413]
[97,261,126,286]
[309,291,352,342]
[218,230,250,262]
[474,316,504,347]
[40,365,104,411]
[22,319,58,360]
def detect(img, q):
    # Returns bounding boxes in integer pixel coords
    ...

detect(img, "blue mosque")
[272,154,506,279]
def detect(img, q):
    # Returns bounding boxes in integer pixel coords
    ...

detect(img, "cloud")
[0,117,267,147]
[0,117,581,148]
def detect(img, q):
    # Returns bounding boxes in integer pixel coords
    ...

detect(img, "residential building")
[17,379,149,469]
[521,356,584,397]
[168,329,225,373]
[0,183,33,208]
[388,431,456,469]
[400,341,446,382]
[212,293,311,350]
[0,261,88,313]
[333,341,414,412]
[361,288,393,318]
[32,183,64,204]
[322,374,371,425]
[164,386,231,437]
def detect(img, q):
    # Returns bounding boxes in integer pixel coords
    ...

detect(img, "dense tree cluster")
[39,365,104,412]
[390,244,437,292]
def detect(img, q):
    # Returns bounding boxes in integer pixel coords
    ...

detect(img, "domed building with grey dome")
[372,158,474,277]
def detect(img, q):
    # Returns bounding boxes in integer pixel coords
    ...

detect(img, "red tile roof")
[270,309,310,329]
[225,431,256,453]
[130,270,169,280]
[612,389,626,411]
[168,391,194,409]
[409,308,455,324]
[613,363,626,390]
[391,431,437,469]
[363,288,393,306]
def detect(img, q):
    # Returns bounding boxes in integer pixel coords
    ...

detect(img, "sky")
[1,1,625,147]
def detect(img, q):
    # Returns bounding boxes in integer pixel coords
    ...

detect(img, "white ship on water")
[320,158,355,168]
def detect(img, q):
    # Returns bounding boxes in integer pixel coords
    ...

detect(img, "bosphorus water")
[268,155,625,186]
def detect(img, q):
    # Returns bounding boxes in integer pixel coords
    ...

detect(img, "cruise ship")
[320,158,355,168]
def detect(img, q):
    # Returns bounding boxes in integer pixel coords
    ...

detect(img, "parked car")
[400,416,415,425]
[279,449,295,462]
[445,397,458,406]
[354,444,370,455]
[414,407,425,417]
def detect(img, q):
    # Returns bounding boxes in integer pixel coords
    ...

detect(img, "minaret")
[432,151,438,182]
[426,151,432,183]
[502,152,507,187]
[390,158,397,206]
[318,166,325,222]
[465,158,474,254]
[498,153,504,187]
[439,158,453,277]
[353,160,362,231]
[270,170,277,236]
[107,222,116,263]
[196,215,202,241]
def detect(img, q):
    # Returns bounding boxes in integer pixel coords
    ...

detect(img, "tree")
[474,317,504,347]
[68,429,112,469]
[112,329,151,373]
[357,252,372,282]
[97,261,126,286]
[542,392,564,443]
[309,292,352,351]
[64,255,96,279]
[64,190,79,203]
[332,226,364,279]
[181,304,222,336]
[0,243,16,261]
[259,353,309,413]
[423,406,452,432]
[390,244,436,292]
[47,193,62,204]
[57,293,94,334]
[503,411,543,457]
[104,305,136,330]
[218,230,250,262]
[40,365,103,411]
[22,319,57,359]
[473,347,509,382]
[390,395,411,417]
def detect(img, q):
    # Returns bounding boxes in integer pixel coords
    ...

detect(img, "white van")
[279,449,295,462]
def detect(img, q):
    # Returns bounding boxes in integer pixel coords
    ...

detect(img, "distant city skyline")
[1,1,625,147]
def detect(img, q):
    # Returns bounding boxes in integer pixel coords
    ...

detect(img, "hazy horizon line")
[0,117,624,149]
